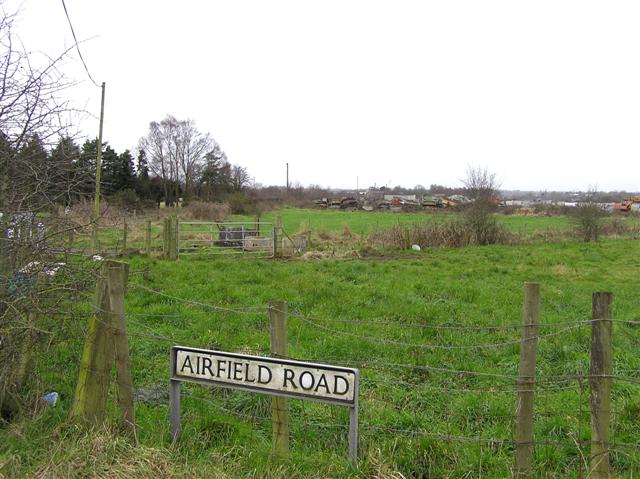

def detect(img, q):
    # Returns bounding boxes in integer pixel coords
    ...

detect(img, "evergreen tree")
[76,139,98,200]
[198,145,231,201]
[17,135,48,209]
[135,148,151,200]
[115,149,135,193]
[49,136,80,206]
[100,145,121,196]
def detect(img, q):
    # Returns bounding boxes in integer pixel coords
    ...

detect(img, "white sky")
[7,0,640,191]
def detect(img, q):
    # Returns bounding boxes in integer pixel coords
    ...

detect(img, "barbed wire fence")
[69,267,640,477]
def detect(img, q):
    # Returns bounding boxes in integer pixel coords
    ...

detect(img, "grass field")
[77,207,639,254]
[2,230,640,477]
[236,207,577,236]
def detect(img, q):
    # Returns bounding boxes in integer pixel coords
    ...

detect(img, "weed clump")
[368,218,514,250]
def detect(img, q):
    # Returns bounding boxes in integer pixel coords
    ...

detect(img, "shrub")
[184,201,230,221]
[368,218,514,250]
[461,202,504,246]
[226,191,255,214]
[109,189,142,212]
[573,203,605,242]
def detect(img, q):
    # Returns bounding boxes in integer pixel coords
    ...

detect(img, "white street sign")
[172,346,357,405]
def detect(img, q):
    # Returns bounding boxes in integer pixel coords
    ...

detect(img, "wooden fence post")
[107,261,136,436]
[71,260,135,432]
[122,219,128,253]
[169,215,178,260]
[163,217,177,260]
[145,219,152,256]
[163,218,169,258]
[273,216,283,258]
[269,300,289,457]
[68,227,75,249]
[590,292,613,479]
[70,262,116,423]
[513,282,540,477]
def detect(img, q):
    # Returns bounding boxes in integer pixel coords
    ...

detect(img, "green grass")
[2,234,640,477]
[67,207,639,254]
[233,207,580,236]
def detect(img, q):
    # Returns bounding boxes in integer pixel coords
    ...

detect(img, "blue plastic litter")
[41,392,59,406]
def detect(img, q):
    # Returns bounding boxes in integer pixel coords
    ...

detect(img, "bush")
[226,191,255,214]
[573,203,605,242]
[368,217,514,250]
[109,189,142,212]
[461,202,504,245]
[184,201,230,221]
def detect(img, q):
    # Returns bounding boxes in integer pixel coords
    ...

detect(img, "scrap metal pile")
[314,194,475,211]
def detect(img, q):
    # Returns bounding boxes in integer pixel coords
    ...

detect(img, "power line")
[60,0,99,87]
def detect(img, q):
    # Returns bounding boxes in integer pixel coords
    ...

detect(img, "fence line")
[289,308,590,331]
[80,294,640,388]
[289,311,583,350]
[67,276,640,475]
[360,376,579,394]
[130,283,269,314]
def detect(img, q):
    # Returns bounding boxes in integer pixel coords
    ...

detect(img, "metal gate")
[177,221,274,257]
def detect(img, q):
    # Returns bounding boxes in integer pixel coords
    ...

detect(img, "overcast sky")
[7,1,640,191]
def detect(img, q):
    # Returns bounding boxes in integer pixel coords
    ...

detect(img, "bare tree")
[176,119,213,198]
[460,166,505,245]
[0,4,89,419]
[231,164,250,191]
[139,120,171,204]
[139,115,214,204]
[461,165,499,201]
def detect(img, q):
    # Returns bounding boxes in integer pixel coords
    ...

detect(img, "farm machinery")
[613,196,640,212]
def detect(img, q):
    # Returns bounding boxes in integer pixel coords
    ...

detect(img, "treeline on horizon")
[3,126,636,215]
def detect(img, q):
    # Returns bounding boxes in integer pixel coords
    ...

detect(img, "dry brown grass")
[184,202,230,222]
[367,220,515,250]
[3,424,228,479]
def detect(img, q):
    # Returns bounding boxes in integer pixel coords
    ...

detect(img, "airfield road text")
[173,347,357,405]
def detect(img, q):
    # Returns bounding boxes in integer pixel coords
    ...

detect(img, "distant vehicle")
[421,196,443,208]
[612,196,640,212]
[314,197,358,209]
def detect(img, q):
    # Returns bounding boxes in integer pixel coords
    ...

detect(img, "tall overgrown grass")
[368,217,515,249]
[368,213,640,250]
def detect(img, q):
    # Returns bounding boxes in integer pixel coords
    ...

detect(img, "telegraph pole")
[286,163,289,191]
[92,82,106,252]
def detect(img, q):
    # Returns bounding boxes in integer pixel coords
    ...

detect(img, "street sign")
[172,346,357,405]
[169,346,360,464]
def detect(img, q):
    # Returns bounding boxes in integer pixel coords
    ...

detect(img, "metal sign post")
[169,346,360,464]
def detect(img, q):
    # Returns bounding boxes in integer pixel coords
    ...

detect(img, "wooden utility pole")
[286,163,289,191]
[269,301,289,457]
[514,282,540,477]
[590,292,613,479]
[91,82,106,252]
